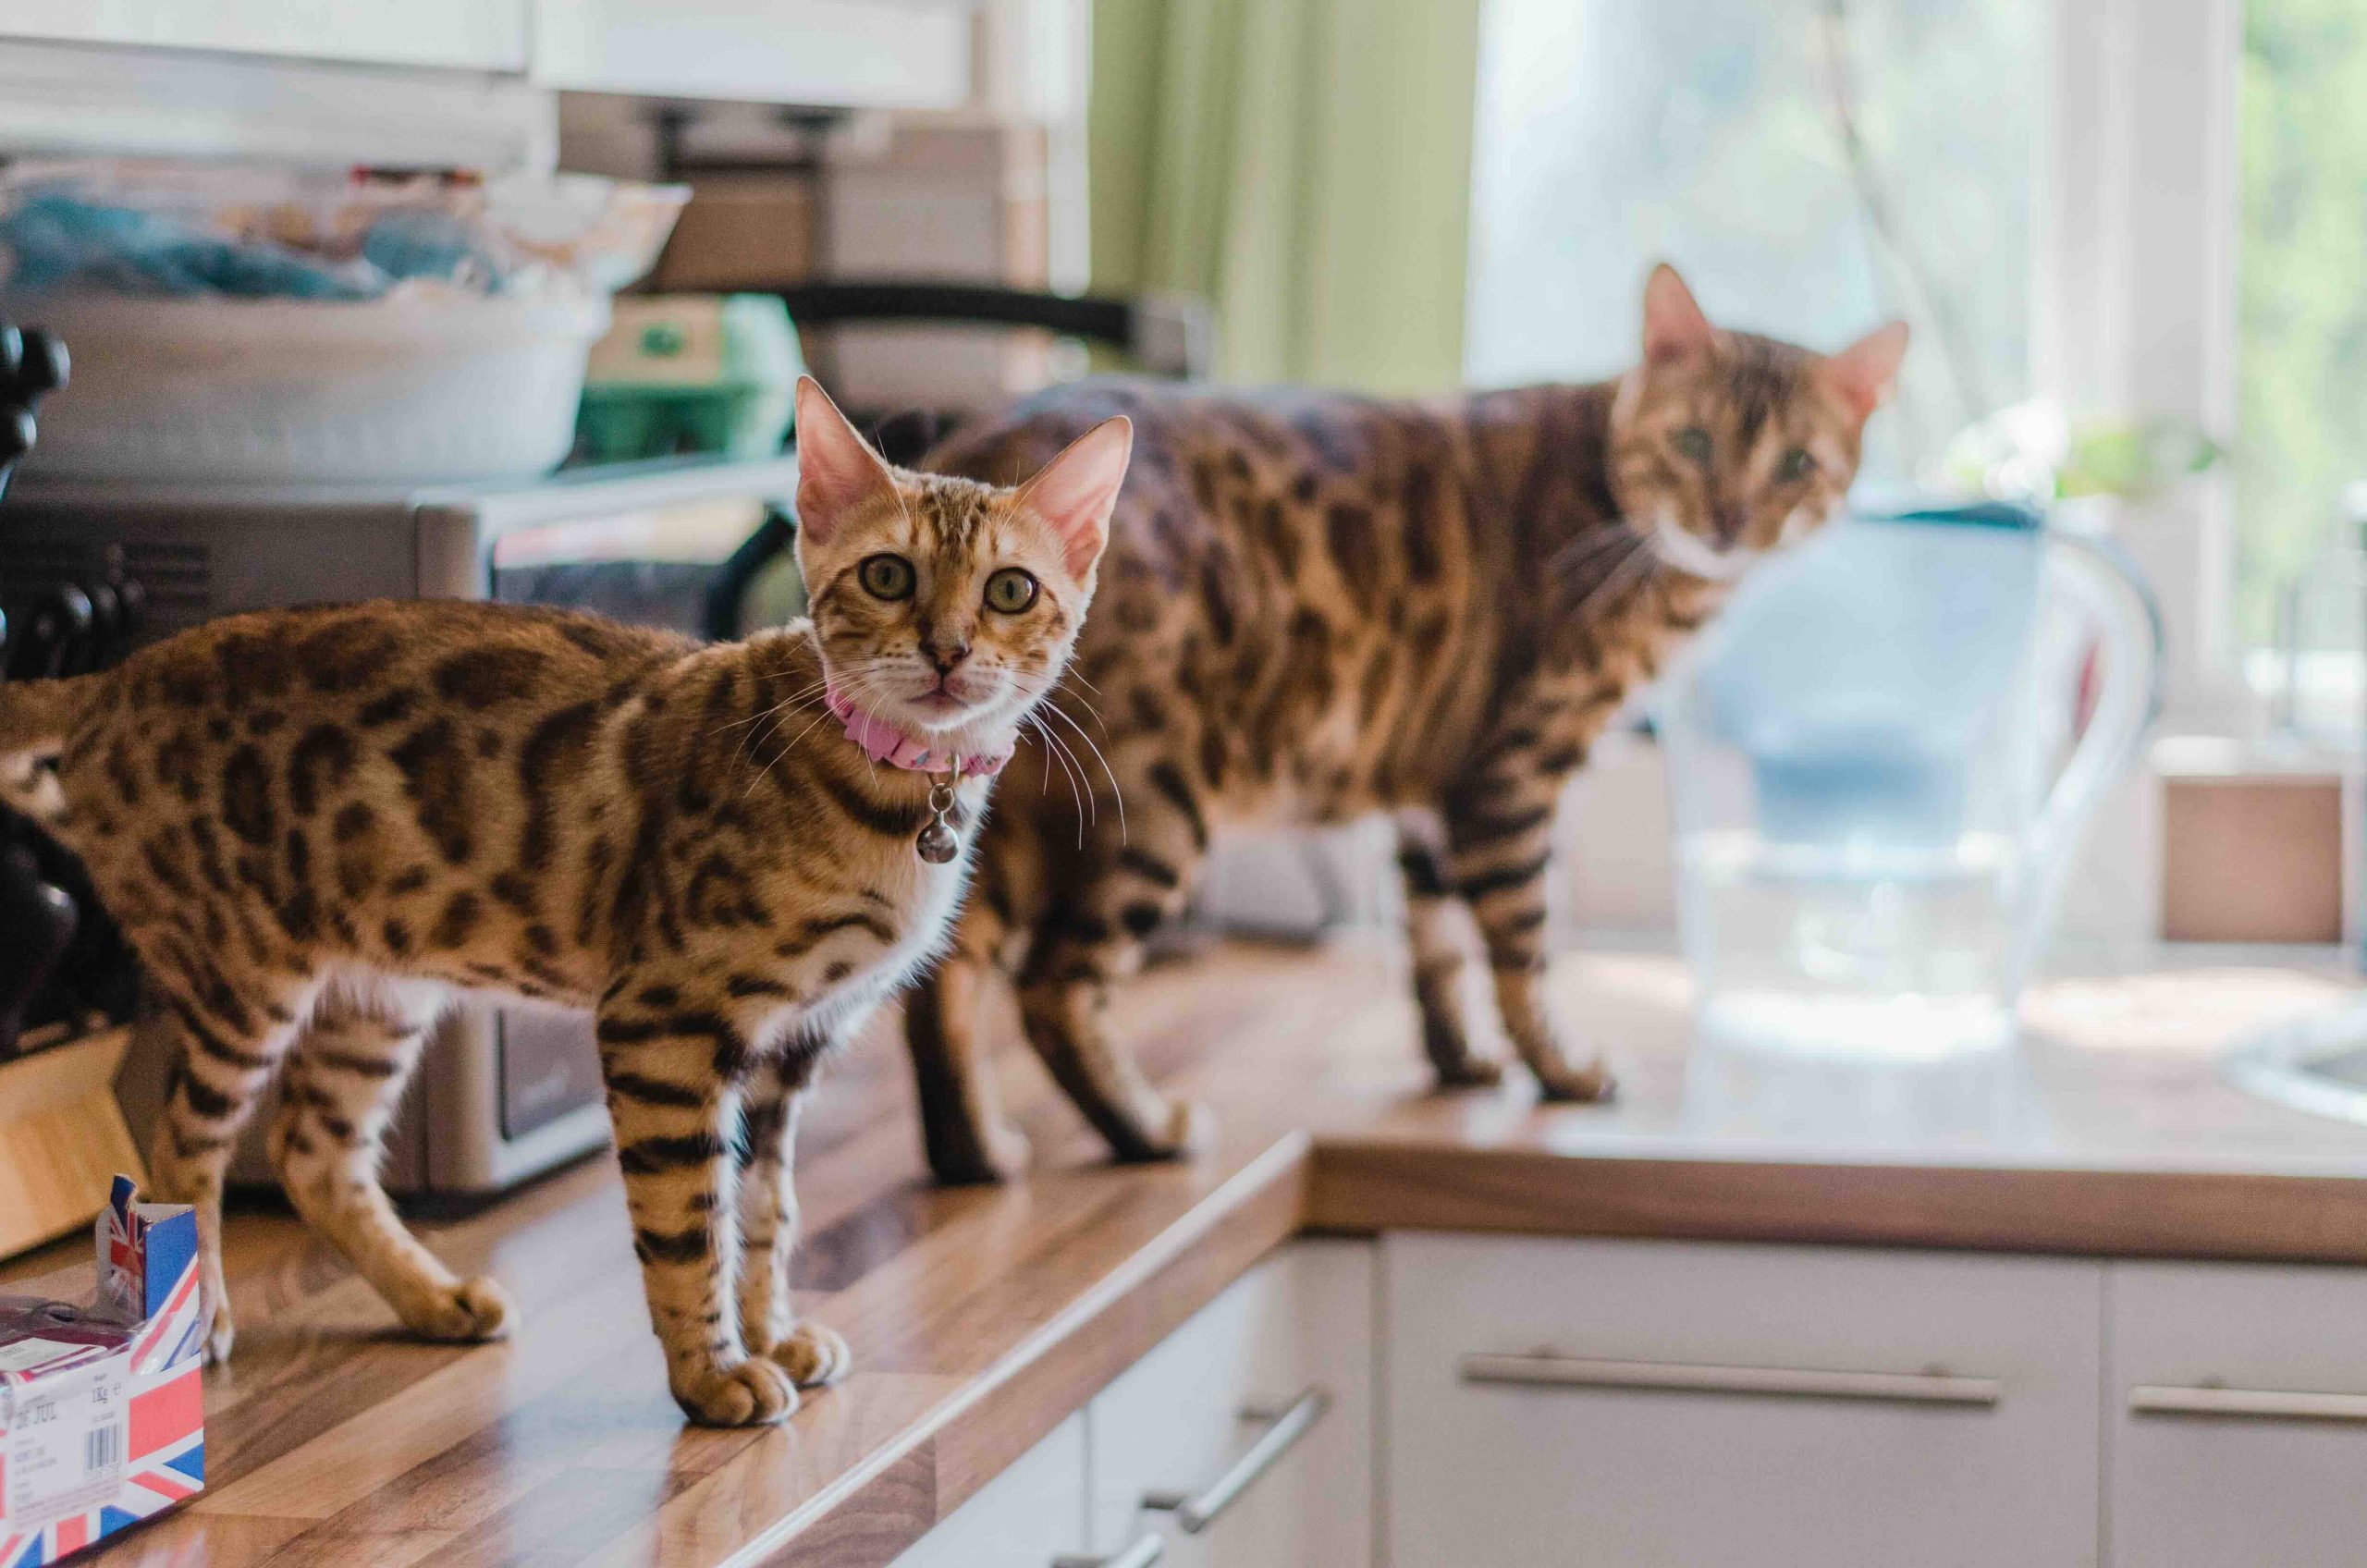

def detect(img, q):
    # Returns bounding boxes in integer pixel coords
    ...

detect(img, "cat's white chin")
[895,692,1022,751]
[1650,518,1759,582]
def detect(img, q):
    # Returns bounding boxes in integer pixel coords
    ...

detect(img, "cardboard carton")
[0,1177,204,1563]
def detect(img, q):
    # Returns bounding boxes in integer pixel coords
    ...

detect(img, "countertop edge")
[742,1131,2367,1566]
[733,1133,1314,1568]
[1305,1138,2367,1266]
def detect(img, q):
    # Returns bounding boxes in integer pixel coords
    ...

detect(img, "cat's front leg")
[1441,751,1614,1103]
[1393,815,1504,1089]
[735,1049,850,1390]
[597,995,795,1427]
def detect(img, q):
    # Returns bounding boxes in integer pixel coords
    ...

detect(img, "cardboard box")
[0,1177,205,1563]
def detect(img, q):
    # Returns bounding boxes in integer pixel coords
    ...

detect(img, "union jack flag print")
[0,1178,204,1564]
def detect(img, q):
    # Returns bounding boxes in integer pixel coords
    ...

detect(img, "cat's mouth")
[1650,516,1760,582]
[887,671,1021,737]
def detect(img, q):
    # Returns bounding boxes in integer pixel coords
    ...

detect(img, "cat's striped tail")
[0,675,98,824]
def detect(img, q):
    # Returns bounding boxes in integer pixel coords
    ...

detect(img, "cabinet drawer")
[2109,1262,2367,1568]
[1386,1234,2103,1568]
[890,1413,1085,1568]
[1087,1240,1373,1568]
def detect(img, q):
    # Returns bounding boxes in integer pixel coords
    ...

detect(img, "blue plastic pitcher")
[1658,500,2160,1054]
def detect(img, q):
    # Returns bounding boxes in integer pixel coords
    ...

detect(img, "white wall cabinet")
[891,1242,1373,1568]
[0,1,529,71]
[2108,1261,2367,1567]
[1386,1233,2105,1568]
[1085,1240,1374,1568]
[890,1413,1087,1568]
[528,0,971,107]
[0,1,971,111]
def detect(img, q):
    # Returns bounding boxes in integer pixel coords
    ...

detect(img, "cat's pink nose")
[1712,504,1748,545]
[924,639,971,673]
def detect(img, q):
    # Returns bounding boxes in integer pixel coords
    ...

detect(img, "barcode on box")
[86,1423,122,1472]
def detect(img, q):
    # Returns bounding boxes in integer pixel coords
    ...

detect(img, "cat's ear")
[1642,263,1716,363]
[1822,320,1911,420]
[794,376,898,546]
[1013,416,1132,577]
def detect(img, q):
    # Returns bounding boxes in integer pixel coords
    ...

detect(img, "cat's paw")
[202,1305,237,1366]
[673,1355,800,1427]
[1116,1098,1216,1163]
[931,1121,1034,1185]
[1430,1055,1506,1091]
[765,1321,852,1388]
[402,1275,517,1342]
[1532,1056,1616,1103]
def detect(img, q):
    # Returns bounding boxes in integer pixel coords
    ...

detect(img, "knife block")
[0,1025,144,1260]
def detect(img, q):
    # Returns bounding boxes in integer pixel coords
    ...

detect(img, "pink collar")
[824,684,1012,776]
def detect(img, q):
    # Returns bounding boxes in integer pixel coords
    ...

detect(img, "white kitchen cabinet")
[2107,1261,2367,1567]
[530,0,972,108]
[0,1,528,70]
[1386,1233,2103,1568]
[891,1413,1088,1568]
[1085,1240,1374,1568]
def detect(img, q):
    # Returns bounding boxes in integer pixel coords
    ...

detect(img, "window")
[1466,0,2043,481]
[2238,0,2367,649]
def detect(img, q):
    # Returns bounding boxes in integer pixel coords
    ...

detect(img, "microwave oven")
[1,456,805,1198]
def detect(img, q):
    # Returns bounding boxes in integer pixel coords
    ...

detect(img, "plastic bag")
[0,161,687,303]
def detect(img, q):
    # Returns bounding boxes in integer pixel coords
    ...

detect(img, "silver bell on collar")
[916,773,962,864]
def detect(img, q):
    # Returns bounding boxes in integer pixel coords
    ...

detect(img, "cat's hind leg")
[906,854,1036,1184]
[135,938,321,1365]
[735,1050,848,1388]
[1442,753,1613,1102]
[1394,814,1504,1089]
[1015,754,1214,1163]
[267,983,513,1344]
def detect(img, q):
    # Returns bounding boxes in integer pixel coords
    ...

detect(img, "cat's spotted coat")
[902,266,1908,1182]
[0,380,1128,1426]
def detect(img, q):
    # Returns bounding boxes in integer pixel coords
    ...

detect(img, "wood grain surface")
[0,1026,143,1257]
[8,941,2367,1566]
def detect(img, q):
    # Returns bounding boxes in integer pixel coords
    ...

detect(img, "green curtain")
[1088,0,1484,393]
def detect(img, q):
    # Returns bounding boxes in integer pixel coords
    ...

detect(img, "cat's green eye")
[1673,426,1713,465]
[984,567,1039,614]
[858,554,914,601]
[1778,447,1816,481]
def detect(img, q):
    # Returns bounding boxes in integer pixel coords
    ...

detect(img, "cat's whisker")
[1038,700,1128,846]
[727,687,833,778]
[1550,521,1645,580]
[707,676,835,738]
[1546,522,1625,569]
[1029,710,1095,828]
[1050,686,1111,739]
[1557,546,1652,612]
[1025,712,1090,845]
[742,666,898,800]
[1570,539,1660,624]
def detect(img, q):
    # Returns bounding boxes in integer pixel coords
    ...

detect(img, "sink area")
[2225,1001,2367,1127]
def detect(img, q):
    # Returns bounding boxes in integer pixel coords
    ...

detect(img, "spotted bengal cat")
[902,265,1908,1182]
[0,378,1127,1425]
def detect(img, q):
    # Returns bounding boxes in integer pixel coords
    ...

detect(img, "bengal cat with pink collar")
[903,265,1908,1182]
[0,378,1125,1426]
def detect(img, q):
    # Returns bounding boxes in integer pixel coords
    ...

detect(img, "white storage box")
[4,290,608,485]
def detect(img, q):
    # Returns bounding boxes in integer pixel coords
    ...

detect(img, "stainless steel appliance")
[2,456,803,1197]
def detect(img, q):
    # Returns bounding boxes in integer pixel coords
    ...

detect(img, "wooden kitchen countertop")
[14,939,2367,1567]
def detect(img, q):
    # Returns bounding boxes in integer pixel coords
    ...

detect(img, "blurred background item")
[575,292,803,462]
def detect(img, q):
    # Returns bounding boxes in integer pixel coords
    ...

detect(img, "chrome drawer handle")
[1053,1534,1164,1568]
[1460,1353,2002,1407]
[1141,1386,1331,1534]
[2130,1384,2367,1422]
